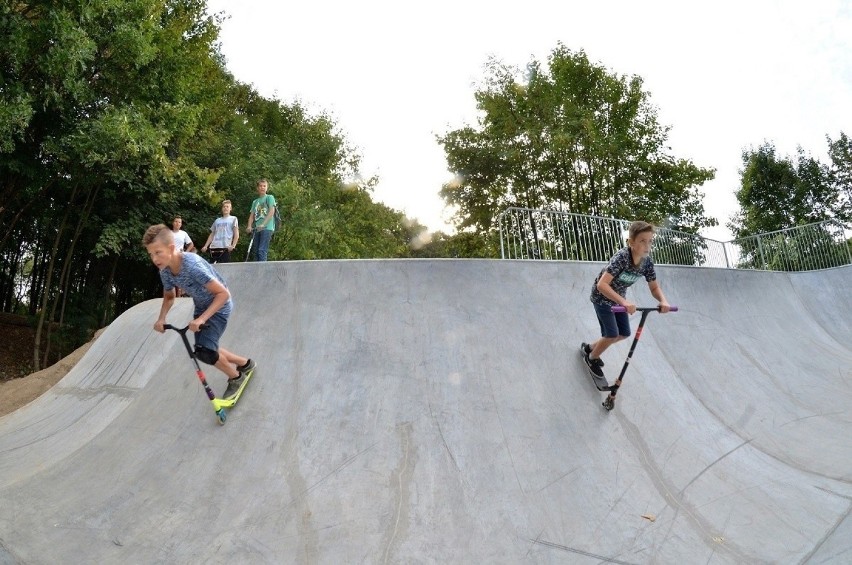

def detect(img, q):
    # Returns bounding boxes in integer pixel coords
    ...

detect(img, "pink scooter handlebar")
[611,305,678,313]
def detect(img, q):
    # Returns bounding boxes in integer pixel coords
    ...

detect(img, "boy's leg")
[194,309,234,377]
[214,353,239,379]
[590,336,621,358]
[591,308,631,357]
[256,229,272,261]
[219,347,249,374]
[221,347,255,399]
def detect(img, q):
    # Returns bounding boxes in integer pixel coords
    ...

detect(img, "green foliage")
[0,0,417,366]
[0,92,32,154]
[243,176,422,260]
[827,132,852,222]
[438,44,717,236]
[731,138,851,271]
[410,230,499,259]
[734,224,850,271]
[730,141,847,239]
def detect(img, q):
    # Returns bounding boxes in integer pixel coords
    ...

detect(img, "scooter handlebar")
[611,305,678,313]
[162,323,209,332]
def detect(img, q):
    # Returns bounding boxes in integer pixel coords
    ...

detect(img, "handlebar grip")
[611,305,678,313]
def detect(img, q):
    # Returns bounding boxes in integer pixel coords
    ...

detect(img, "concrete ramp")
[1,260,851,563]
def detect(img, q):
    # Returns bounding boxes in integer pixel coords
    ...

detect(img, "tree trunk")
[0,179,55,251]
[101,255,119,328]
[44,185,97,366]
[33,189,75,371]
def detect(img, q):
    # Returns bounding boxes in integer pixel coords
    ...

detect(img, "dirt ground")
[0,321,100,418]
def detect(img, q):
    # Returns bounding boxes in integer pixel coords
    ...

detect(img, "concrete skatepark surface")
[1,259,850,564]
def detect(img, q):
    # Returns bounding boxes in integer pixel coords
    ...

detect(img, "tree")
[199,88,419,261]
[437,44,716,237]
[410,230,498,258]
[0,1,420,372]
[730,140,851,271]
[826,132,852,222]
[730,141,845,239]
[0,0,233,368]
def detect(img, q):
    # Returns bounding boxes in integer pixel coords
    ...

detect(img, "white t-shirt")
[172,229,193,251]
[209,216,239,248]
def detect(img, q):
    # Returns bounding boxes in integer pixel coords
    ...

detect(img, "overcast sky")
[206,0,852,241]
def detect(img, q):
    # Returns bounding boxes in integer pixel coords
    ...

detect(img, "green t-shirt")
[251,194,277,233]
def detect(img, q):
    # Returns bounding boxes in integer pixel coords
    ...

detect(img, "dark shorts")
[193,306,230,352]
[593,302,631,338]
[209,248,231,263]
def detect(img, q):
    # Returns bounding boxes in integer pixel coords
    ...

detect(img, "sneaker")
[582,348,605,379]
[580,343,603,366]
[223,373,245,400]
[587,357,605,379]
[238,358,256,373]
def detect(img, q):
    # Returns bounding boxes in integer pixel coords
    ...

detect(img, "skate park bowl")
[1,259,850,563]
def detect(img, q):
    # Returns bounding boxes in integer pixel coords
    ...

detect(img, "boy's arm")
[648,280,671,313]
[230,218,239,249]
[201,230,214,252]
[246,202,255,233]
[153,290,177,332]
[189,280,231,332]
[597,272,635,314]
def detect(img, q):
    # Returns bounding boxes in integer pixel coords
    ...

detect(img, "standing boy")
[581,221,671,382]
[201,200,240,263]
[170,215,194,296]
[171,215,195,252]
[143,224,255,400]
[246,179,277,262]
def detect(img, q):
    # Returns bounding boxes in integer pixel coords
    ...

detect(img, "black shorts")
[209,248,231,263]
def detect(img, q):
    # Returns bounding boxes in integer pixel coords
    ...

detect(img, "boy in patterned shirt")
[143,224,255,399]
[581,221,671,381]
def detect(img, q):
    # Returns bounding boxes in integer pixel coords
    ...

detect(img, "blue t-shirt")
[159,252,232,316]
[590,247,656,306]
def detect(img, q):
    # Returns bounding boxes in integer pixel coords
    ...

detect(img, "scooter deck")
[588,368,610,391]
[212,367,254,410]
[580,343,610,391]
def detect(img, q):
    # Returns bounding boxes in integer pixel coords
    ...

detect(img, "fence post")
[845,234,852,266]
[498,211,506,259]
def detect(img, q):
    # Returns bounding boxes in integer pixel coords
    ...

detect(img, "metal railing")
[726,220,852,271]
[498,207,852,271]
